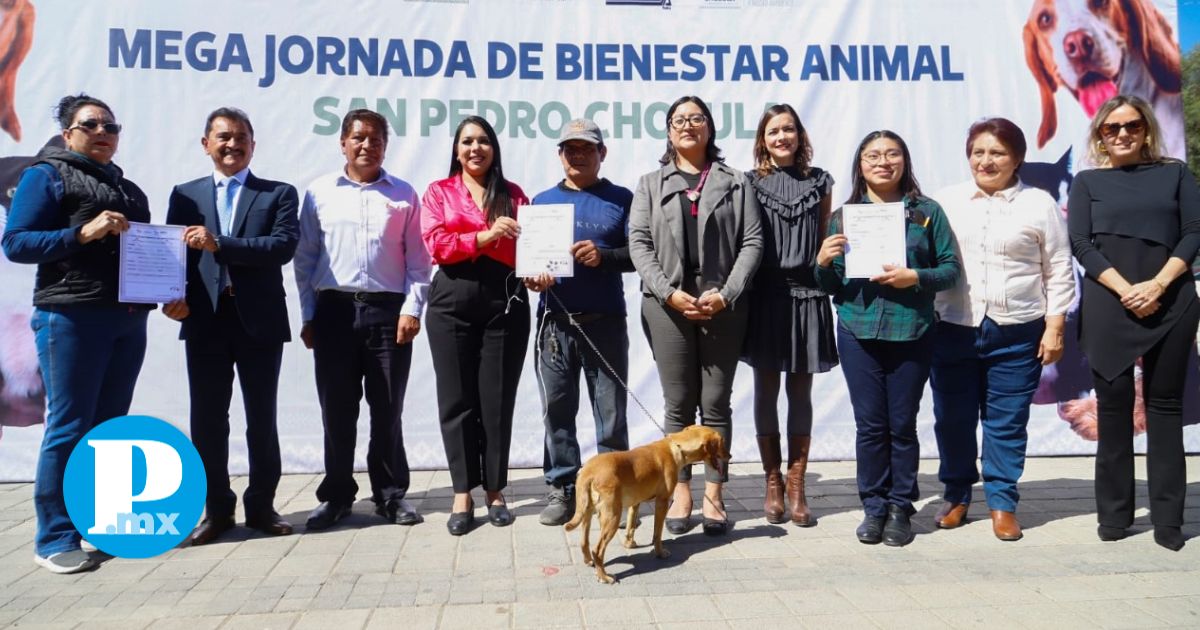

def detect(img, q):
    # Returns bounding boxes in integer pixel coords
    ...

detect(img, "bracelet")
[1154,277,1169,291]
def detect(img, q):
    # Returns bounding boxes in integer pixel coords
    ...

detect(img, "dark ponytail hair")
[448,115,513,223]
[54,93,114,129]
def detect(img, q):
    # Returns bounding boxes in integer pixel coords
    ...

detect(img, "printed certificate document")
[119,222,186,303]
[842,202,907,279]
[516,204,575,278]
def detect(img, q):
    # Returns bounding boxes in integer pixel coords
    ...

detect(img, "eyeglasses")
[69,119,122,135]
[860,150,903,165]
[669,114,707,130]
[1099,119,1145,139]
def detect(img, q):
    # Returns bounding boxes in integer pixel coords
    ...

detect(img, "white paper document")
[516,204,575,278]
[841,202,907,279]
[119,222,186,304]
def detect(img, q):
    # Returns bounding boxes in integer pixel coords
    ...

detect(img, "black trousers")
[185,294,283,518]
[312,291,413,506]
[425,259,530,493]
[1092,304,1200,528]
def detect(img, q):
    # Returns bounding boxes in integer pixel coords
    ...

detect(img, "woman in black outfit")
[1068,95,1200,551]
[741,104,836,526]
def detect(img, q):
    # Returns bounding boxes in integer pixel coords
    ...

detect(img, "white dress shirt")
[294,168,432,322]
[933,179,1075,327]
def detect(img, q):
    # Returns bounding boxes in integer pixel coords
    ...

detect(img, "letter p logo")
[87,440,183,535]
[64,416,206,558]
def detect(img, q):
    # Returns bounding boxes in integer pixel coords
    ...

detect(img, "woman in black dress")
[741,104,836,526]
[1068,95,1200,551]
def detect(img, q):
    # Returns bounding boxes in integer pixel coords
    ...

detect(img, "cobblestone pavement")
[2,457,1199,629]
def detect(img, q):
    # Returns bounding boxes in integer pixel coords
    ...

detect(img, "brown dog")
[1023,0,1182,156]
[0,0,34,143]
[564,425,726,584]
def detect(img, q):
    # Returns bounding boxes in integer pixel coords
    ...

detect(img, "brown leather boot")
[786,435,814,526]
[756,434,785,523]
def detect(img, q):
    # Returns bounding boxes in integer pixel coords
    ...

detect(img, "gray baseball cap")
[558,118,603,145]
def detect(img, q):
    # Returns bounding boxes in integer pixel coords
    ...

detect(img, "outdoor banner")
[0,0,1192,481]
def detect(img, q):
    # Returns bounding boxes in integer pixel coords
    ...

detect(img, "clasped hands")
[668,289,725,320]
[1119,279,1165,319]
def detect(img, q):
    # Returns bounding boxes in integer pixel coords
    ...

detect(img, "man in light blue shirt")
[294,109,432,529]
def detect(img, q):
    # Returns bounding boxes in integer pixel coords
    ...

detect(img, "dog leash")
[542,286,668,437]
[540,286,728,513]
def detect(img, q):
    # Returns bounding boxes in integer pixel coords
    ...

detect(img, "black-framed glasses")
[1099,119,1145,139]
[669,114,707,130]
[69,119,122,135]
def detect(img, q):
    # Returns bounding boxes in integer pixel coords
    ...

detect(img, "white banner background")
[0,0,1194,481]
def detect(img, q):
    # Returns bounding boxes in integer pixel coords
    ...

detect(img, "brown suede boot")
[786,435,814,526]
[756,434,785,523]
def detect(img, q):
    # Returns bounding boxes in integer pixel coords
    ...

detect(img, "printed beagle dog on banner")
[1023,0,1183,159]
[0,0,34,143]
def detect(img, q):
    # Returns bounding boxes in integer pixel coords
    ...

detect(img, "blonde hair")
[1086,94,1165,167]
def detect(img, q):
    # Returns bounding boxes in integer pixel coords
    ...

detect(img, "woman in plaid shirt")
[814,130,960,547]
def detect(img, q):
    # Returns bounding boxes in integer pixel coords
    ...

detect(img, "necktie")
[219,177,240,236]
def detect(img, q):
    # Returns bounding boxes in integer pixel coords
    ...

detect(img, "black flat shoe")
[1097,525,1128,541]
[702,500,729,536]
[447,501,475,536]
[1154,525,1185,551]
[702,516,728,536]
[856,513,886,545]
[488,503,513,527]
[305,502,352,531]
[664,516,690,534]
[882,504,914,547]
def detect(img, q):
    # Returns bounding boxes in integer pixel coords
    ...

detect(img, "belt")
[324,290,406,304]
[546,312,607,325]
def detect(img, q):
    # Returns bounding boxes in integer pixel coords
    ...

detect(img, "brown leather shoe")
[934,502,969,529]
[188,515,235,546]
[245,511,294,536]
[756,434,785,524]
[990,510,1022,541]
[785,435,814,527]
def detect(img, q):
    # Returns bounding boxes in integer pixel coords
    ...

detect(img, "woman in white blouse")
[929,118,1075,541]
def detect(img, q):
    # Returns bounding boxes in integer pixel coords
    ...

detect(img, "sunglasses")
[1099,119,1145,139]
[69,119,122,135]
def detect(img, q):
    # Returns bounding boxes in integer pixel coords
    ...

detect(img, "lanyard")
[685,164,712,217]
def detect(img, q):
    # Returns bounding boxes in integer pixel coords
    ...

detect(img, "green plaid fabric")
[814,195,959,342]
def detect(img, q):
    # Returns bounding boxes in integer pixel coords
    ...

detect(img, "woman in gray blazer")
[629,95,763,536]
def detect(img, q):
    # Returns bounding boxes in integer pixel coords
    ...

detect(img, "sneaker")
[539,487,575,526]
[80,539,98,553]
[34,550,96,574]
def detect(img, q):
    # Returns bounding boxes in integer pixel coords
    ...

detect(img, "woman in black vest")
[1,94,151,574]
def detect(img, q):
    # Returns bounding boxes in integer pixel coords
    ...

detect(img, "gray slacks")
[641,294,747,482]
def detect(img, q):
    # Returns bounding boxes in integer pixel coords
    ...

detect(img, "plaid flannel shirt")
[814,195,959,342]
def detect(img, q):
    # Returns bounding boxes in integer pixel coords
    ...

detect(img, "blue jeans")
[930,318,1044,512]
[32,304,148,556]
[837,323,932,517]
[535,313,629,490]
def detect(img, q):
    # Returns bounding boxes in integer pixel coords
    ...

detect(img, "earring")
[1096,140,1108,155]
